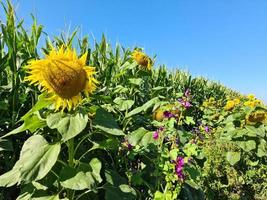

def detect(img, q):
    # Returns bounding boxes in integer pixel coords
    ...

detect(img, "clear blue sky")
[5,0,267,102]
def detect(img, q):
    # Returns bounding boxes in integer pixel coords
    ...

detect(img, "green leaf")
[127,128,147,146]
[127,128,154,146]
[113,85,129,94]
[0,138,13,151]
[32,194,60,200]
[104,170,136,200]
[47,112,88,141]
[183,143,198,157]
[0,168,20,187]
[1,113,46,138]
[185,116,195,125]
[128,78,143,86]
[169,149,179,160]
[154,191,165,200]
[237,140,256,152]
[18,135,61,183]
[17,181,60,200]
[114,98,134,111]
[126,97,159,118]
[93,108,124,136]
[185,180,200,190]
[0,135,60,186]
[257,139,267,157]
[152,86,165,91]
[186,167,201,180]
[0,135,60,187]
[246,125,266,138]
[140,131,154,146]
[60,158,102,190]
[22,93,53,120]
[226,152,241,165]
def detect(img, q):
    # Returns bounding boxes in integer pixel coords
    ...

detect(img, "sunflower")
[224,100,235,111]
[246,110,267,125]
[25,46,98,111]
[132,50,152,70]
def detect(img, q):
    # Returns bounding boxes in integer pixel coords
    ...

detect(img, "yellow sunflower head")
[246,110,267,125]
[131,50,152,70]
[247,94,255,100]
[25,46,98,111]
[225,100,235,111]
[233,98,240,105]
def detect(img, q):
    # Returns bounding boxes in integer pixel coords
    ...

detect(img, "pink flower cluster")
[175,156,185,181]
[178,89,192,109]
[153,127,164,140]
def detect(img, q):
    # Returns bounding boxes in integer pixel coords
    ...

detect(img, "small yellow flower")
[244,101,252,107]
[246,110,267,125]
[254,99,263,106]
[225,100,235,111]
[25,46,98,111]
[132,50,152,70]
[233,98,240,105]
[247,94,255,100]
[244,99,264,108]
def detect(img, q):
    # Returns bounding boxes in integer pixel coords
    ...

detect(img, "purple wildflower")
[153,130,159,140]
[184,89,190,97]
[178,98,192,109]
[121,138,133,151]
[127,143,133,150]
[163,111,175,119]
[184,101,192,109]
[204,126,210,133]
[175,156,185,181]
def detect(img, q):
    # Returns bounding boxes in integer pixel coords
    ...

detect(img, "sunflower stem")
[68,138,74,167]
[67,138,75,199]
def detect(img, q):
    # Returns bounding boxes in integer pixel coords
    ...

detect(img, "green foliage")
[0,1,266,199]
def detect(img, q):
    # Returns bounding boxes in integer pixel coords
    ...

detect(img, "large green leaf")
[0,167,20,187]
[1,113,46,138]
[114,97,134,111]
[127,127,154,146]
[257,139,267,157]
[128,78,143,86]
[32,195,60,200]
[0,135,60,186]
[17,183,60,200]
[246,125,266,138]
[126,97,159,118]
[226,152,241,165]
[60,158,102,190]
[18,135,61,183]
[237,140,256,152]
[127,128,147,146]
[93,108,124,136]
[47,112,88,141]
[21,93,53,120]
[104,170,136,200]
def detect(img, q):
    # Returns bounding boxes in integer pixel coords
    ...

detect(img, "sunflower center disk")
[44,61,87,99]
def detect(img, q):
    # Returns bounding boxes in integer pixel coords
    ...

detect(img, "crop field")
[0,1,267,200]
